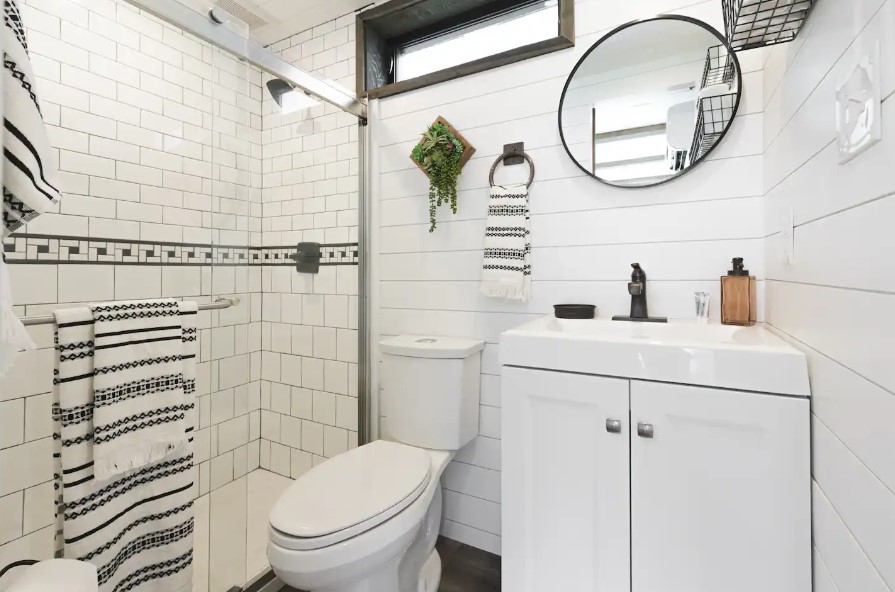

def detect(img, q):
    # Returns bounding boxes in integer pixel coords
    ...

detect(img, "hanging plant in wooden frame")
[410,116,476,232]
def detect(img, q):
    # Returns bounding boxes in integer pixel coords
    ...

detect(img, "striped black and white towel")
[91,300,191,481]
[481,184,531,302]
[53,301,197,592]
[2,0,62,236]
[1,0,63,375]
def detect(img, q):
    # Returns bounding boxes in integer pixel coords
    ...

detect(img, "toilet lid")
[270,440,431,543]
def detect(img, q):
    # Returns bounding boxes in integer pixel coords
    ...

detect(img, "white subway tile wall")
[256,13,360,480]
[0,1,268,590]
[371,0,768,556]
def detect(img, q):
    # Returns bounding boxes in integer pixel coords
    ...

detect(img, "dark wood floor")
[436,536,501,592]
[281,536,500,592]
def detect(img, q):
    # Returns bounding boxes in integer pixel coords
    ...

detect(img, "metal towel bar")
[19,297,240,327]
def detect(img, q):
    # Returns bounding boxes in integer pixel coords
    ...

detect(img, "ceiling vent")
[213,0,270,29]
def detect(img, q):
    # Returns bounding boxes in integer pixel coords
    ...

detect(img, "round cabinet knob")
[605,419,622,434]
[637,423,654,438]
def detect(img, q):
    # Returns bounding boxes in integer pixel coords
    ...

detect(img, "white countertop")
[501,317,810,396]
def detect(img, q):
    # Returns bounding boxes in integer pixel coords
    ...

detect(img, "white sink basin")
[500,317,809,396]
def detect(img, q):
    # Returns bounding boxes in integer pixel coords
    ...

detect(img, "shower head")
[266,78,320,114]
[266,78,293,107]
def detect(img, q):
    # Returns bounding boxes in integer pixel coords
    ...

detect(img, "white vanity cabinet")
[502,368,631,592]
[629,380,811,592]
[501,366,811,592]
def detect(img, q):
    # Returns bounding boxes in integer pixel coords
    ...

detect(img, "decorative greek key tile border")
[2,234,359,266]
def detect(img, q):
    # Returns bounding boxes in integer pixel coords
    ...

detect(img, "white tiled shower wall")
[370,0,767,555]
[0,1,296,591]
[762,0,895,590]
[256,15,361,478]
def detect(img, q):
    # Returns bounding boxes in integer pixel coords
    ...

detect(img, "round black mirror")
[558,16,742,188]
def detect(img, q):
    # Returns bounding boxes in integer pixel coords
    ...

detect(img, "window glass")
[396,2,557,82]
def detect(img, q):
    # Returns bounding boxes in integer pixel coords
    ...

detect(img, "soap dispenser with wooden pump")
[721,257,756,326]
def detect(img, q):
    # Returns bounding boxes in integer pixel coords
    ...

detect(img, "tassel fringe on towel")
[53,301,197,592]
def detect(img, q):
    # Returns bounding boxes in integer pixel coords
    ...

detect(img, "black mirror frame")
[557,15,744,189]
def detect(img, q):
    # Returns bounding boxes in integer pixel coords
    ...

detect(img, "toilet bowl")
[268,441,452,592]
[268,335,484,592]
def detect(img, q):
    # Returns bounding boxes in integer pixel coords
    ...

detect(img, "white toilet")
[268,335,484,592]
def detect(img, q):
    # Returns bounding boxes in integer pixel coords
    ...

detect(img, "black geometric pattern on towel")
[79,502,193,562]
[62,455,195,519]
[483,264,533,276]
[114,550,193,592]
[4,57,41,114]
[94,356,186,375]
[3,0,63,237]
[4,0,29,52]
[93,405,191,445]
[2,188,38,233]
[96,520,194,586]
[94,374,186,408]
[481,185,531,300]
[53,301,197,592]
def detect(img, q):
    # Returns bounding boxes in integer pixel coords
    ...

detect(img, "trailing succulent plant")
[411,122,465,232]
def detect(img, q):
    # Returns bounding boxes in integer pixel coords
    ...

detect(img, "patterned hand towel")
[90,300,190,481]
[53,302,197,592]
[481,184,531,302]
[2,0,62,236]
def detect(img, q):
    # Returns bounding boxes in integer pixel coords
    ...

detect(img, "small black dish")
[554,304,596,319]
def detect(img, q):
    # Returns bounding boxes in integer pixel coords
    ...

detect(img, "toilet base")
[417,550,441,592]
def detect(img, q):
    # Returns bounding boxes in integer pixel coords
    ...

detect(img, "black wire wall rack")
[690,93,738,163]
[723,0,815,51]
[701,45,736,88]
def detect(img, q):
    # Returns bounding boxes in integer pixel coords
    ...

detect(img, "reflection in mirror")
[559,17,741,188]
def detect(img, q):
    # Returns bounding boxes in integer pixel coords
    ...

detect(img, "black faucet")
[612,263,668,323]
[628,263,648,319]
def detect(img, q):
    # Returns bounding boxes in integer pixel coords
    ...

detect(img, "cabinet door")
[630,380,811,592]
[502,367,630,592]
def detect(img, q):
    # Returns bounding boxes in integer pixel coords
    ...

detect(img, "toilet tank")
[380,335,484,451]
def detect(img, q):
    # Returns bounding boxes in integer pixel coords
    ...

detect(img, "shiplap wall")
[371,0,766,554]
[762,0,895,590]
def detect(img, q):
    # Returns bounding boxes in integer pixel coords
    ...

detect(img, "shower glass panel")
[0,0,367,587]
[204,9,264,592]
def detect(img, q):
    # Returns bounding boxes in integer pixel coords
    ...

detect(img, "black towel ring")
[489,149,535,189]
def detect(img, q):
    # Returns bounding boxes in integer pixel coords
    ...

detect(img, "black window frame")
[356,0,575,99]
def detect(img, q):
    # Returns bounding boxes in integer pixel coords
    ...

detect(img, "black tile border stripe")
[3,234,359,267]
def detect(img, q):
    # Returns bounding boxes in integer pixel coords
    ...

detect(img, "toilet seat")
[270,440,431,551]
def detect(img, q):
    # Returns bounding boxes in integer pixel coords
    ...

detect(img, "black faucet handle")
[631,263,641,270]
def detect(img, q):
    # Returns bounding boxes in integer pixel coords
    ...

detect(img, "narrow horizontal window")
[357,0,574,99]
[395,2,558,82]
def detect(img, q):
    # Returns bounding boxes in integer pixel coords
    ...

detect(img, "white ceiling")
[220,0,374,45]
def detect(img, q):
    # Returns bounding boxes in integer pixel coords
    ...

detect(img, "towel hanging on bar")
[481,183,532,302]
[90,300,192,480]
[53,301,197,592]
